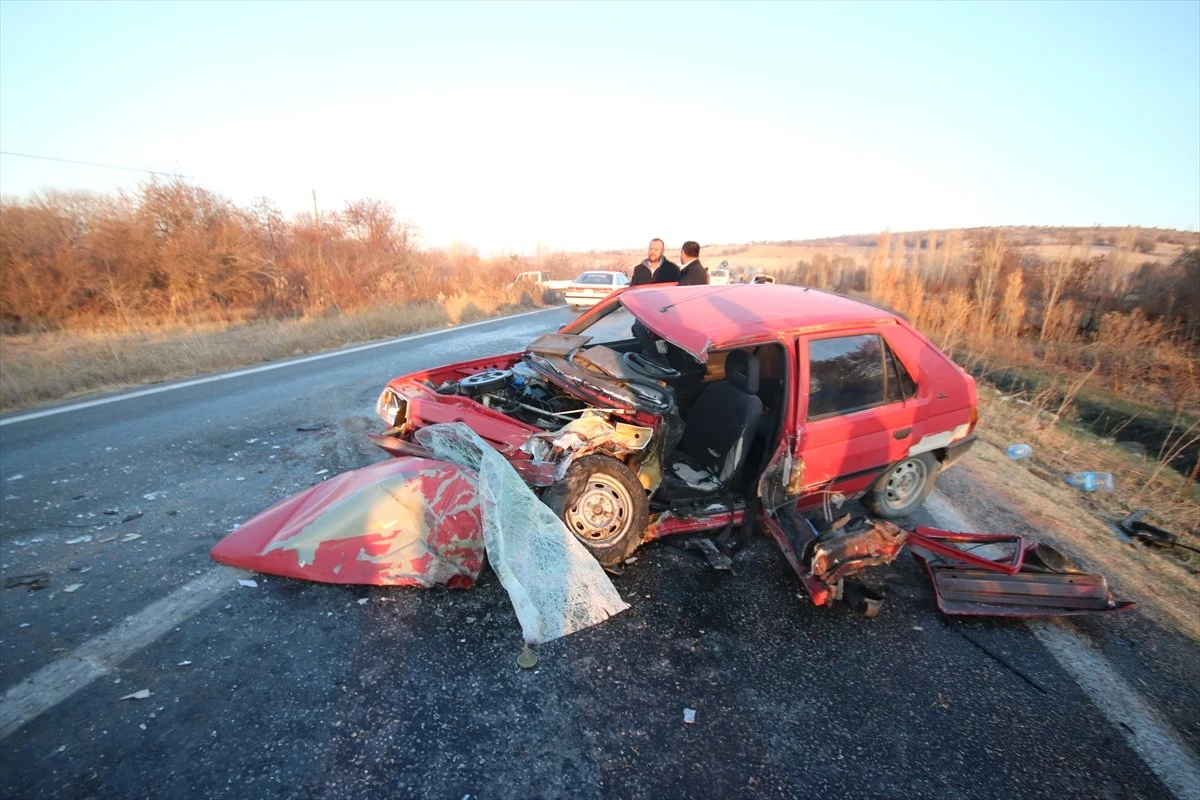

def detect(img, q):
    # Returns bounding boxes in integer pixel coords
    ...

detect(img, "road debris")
[1119,510,1200,554]
[63,583,84,593]
[296,423,328,432]
[121,534,142,543]
[177,661,193,667]
[65,535,93,545]
[516,644,538,670]
[238,579,258,588]
[683,708,697,724]
[121,512,144,523]
[4,573,50,591]
[120,689,151,701]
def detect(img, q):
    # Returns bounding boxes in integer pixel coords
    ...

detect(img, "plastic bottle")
[1063,471,1115,492]
[1006,443,1032,460]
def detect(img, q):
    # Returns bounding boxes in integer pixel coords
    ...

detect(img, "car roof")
[619,284,900,360]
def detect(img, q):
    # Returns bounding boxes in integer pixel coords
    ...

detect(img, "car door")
[790,329,920,503]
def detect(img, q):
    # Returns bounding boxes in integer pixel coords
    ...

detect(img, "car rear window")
[806,334,917,419]
[575,273,613,285]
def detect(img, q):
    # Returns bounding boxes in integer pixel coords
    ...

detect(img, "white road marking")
[0,565,247,739]
[1030,620,1200,800]
[927,489,1200,800]
[0,307,560,427]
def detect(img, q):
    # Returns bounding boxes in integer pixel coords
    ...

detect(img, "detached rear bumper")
[941,433,977,470]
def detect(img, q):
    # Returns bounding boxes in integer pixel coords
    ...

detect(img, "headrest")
[724,350,759,394]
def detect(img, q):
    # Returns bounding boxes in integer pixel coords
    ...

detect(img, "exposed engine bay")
[431,362,592,430]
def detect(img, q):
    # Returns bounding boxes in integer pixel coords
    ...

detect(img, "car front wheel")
[864,452,938,518]
[543,455,649,566]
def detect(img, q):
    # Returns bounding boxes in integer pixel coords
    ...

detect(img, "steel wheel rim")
[885,458,927,508]
[565,473,632,544]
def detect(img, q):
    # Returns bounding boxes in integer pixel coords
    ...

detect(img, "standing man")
[632,238,677,285]
[677,241,708,285]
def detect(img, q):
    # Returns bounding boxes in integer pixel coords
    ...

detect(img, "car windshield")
[570,305,637,344]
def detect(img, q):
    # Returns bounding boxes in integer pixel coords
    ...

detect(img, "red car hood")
[211,456,484,587]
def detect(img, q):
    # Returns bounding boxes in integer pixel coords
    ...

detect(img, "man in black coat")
[677,240,708,285]
[632,238,678,285]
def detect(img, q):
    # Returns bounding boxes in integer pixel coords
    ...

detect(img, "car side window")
[885,343,917,402]
[806,334,915,419]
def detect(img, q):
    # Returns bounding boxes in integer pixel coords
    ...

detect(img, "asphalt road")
[1,308,1197,799]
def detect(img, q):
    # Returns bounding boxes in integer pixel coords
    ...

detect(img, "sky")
[1,0,1197,255]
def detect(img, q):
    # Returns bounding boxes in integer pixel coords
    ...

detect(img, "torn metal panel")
[809,519,909,586]
[539,411,653,454]
[909,527,1135,617]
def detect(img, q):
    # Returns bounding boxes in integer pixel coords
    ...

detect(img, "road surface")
[2,308,1197,799]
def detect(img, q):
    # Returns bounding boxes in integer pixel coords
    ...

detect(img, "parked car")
[563,270,629,310]
[709,267,731,285]
[371,284,978,570]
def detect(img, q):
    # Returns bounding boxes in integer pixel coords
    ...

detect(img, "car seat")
[658,350,763,498]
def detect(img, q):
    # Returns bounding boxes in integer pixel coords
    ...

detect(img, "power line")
[0,150,192,180]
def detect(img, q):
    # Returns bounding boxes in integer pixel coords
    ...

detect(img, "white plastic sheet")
[415,423,629,644]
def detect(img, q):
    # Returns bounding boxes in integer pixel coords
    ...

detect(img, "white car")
[564,270,630,309]
[709,268,731,286]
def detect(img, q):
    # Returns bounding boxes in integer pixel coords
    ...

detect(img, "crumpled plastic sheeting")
[415,422,630,644]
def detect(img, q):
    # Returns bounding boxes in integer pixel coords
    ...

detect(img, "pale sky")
[1,0,1197,254]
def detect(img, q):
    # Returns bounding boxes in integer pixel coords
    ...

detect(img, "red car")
[215,283,1131,617]
[371,283,978,568]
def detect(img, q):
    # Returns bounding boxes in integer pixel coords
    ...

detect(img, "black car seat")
[659,350,763,498]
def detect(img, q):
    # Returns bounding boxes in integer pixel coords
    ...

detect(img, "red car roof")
[618,284,899,360]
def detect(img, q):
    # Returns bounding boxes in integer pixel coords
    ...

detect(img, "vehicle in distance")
[563,270,630,310]
[372,283,978,568]
[709,267,731,285]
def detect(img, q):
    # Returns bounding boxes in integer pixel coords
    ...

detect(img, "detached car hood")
[211,456,485,587]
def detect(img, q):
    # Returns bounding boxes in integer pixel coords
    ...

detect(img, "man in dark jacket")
[632,238,677,285]
[677,240,708,285]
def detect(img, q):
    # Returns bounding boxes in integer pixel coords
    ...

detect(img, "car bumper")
[941,433,977,470]
[564,293,607,307]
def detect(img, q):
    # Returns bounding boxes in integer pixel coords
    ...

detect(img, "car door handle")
[893,427,912,440]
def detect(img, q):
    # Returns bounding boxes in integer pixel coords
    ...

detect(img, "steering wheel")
[622,351,682,380]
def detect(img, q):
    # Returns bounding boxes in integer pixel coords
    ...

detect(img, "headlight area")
[375,388,408,429]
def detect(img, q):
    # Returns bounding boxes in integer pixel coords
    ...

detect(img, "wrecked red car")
[214,283,1131,619]
[371,284,978,562]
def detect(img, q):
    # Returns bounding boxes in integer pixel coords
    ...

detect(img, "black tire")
[864,452,938,518]
[543,455,649,566]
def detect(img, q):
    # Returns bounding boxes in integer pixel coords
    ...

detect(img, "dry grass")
[946,435,1200,642]
[975,384,1200,569]
[0,295,540,411]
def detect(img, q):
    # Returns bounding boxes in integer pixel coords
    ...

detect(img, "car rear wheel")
[543,455,649,566]
[864,452,937,518]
